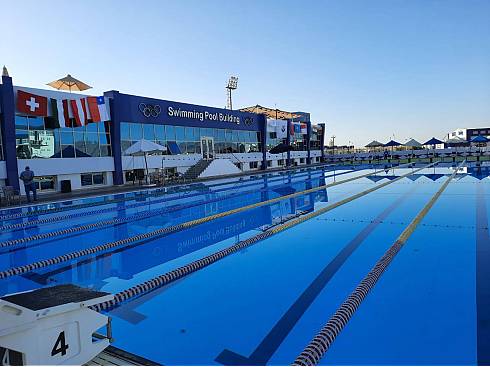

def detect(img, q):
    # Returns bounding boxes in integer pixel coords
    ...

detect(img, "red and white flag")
[87,96,109,122]
[17,90,48,116]
[70,99,84,127]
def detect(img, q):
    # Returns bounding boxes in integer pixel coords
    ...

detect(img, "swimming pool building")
[0,73,325,194]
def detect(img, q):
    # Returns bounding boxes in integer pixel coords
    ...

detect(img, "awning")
[240,105,301,120]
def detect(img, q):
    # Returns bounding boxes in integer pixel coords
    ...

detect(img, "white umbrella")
[124,139,166,184]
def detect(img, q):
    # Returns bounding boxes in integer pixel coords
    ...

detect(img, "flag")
[70,100,83,127]
[44,98,67,128]
[97,96,110,121]
[80,98,88,124]
[266,119,277,132]
[87,96,101,122]
[17,90,48,116]
[301,123,307,134]
[62,100,71,127]
[276,120,288,139]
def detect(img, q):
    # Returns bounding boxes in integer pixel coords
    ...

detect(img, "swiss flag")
[17,90,48,116]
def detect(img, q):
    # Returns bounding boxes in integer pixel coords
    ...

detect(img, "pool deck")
[87,346,159,366]
[5,162,332,209]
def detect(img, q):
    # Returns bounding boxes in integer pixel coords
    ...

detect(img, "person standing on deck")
[19,166,37,203]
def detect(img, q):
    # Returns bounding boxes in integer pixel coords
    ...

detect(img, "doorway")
[200,137,214,160]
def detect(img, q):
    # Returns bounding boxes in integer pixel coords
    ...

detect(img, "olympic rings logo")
[139,103,161,118]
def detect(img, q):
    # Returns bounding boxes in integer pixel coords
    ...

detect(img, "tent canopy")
[124,139,166,156]
[405,138,422,147]
[384,140,402,147]
[423,137,444,145]
[365,140,383,148]
[471,135,489,143]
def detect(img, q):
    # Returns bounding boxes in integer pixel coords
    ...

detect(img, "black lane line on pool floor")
[214,186,417,366]
[292,161,464,366]
[476,183,490,366]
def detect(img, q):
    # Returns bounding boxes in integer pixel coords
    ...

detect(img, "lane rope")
[0,164,419,279]
[0,168,341,232]
[0,165,395,249]
[0,163,338,221]
[88,162,435,312]
[292,161,465,366]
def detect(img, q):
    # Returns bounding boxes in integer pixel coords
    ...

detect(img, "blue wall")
[107,91,263,131]
[0,76,19,189]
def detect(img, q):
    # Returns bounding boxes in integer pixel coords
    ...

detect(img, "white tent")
[124,139,166,184]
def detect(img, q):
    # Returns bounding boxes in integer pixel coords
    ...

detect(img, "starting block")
[0,284,114,365]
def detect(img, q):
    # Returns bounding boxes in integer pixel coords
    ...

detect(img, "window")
[15,115,111,159]
[81,172,105,186]
[250,161,259,169]
[33,176,55,191]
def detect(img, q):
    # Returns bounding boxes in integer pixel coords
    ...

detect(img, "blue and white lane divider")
[0,178,322,250]
[292,161,465,366]
[86,163,435,313]
[0,166,341,233]
[0,163,417,280]
[0,164,336,222]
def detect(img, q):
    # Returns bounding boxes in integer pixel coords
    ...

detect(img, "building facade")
[0,74,325,194]
[446,127,490,142]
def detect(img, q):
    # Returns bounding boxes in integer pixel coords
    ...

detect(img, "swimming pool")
[0,163,488,365]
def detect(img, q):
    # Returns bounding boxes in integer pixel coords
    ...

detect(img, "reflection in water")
[0,170,328,295]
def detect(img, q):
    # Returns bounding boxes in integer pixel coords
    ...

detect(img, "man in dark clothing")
[19,166,37,203]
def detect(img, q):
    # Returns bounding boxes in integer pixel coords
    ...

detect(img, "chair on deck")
[2,186,20,206]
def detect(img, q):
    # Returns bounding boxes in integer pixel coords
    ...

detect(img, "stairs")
[183,159,213,180]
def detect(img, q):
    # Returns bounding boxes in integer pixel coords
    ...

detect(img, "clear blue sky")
[1,0,489,146]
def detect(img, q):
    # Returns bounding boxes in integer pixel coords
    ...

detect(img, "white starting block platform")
[0,284,114,365]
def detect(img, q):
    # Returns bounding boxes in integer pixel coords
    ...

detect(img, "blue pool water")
[0,163,488,365]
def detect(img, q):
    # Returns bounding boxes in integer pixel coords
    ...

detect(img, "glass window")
[225,129,233,142]
[216,129,225,142]
[100,145,111,157]
[74,132,85,156]
[155,125,165,140]
[99,133,110,145]
[60,128,74,144]
[33,176,55,191]
[85,122,98,133]
[28,117,45,130]
[175,126,185,140]
[143,124,155,140]
[81,173,93,186]
[130,123,143,140]
[85,133,100,157]
[121,122,131,140]
[239,131,249,142]
[15,116,29,129]
[93,173,104,185]
[165,125,175,141]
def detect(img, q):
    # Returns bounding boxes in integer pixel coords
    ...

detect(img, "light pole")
[226,76,238,110]
[331,135,336,156]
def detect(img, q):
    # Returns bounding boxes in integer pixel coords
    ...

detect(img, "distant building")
[446,127,490,142]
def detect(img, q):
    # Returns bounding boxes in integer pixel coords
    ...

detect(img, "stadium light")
[226,76,238,110]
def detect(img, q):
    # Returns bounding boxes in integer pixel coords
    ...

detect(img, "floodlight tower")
[226,76,238,110]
